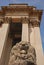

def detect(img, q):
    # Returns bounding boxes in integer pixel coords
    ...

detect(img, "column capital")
[4,17,12,23]
[33,22,40,27]
[21,17,29,23]
[29,18,40,27]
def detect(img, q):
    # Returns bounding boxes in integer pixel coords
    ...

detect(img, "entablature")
[0,3,43,25]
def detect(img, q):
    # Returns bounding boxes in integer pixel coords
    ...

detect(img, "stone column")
[0,23,9,65]
[29,23,35,47]
[33,22,44,65]
[22,18,29,42]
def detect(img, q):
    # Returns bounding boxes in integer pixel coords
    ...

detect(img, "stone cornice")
[9,3,28,5]
[0,4,42,22]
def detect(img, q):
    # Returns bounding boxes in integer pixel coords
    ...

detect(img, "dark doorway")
[9,22,22,46]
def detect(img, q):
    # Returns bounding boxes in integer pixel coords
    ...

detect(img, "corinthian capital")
[21,17,29,23]
[5,17,12,23]
[30,17,40,27]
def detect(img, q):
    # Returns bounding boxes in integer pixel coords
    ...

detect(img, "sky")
[0,0,44,51]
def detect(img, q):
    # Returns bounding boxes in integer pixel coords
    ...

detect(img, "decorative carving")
[21,17,29,23]
[4,17,12,23]
[8,41,36,65]
[29,18,40,27]
[29,22,40,28]
[32,22,40,27]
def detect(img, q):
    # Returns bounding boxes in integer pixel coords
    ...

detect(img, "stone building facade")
[0,3,44,65]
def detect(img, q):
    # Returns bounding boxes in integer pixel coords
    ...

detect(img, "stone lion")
[8,41,36,65]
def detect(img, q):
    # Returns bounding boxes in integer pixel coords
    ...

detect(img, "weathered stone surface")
[8,41,36,65]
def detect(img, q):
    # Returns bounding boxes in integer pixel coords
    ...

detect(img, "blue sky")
[0,0,44,51]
